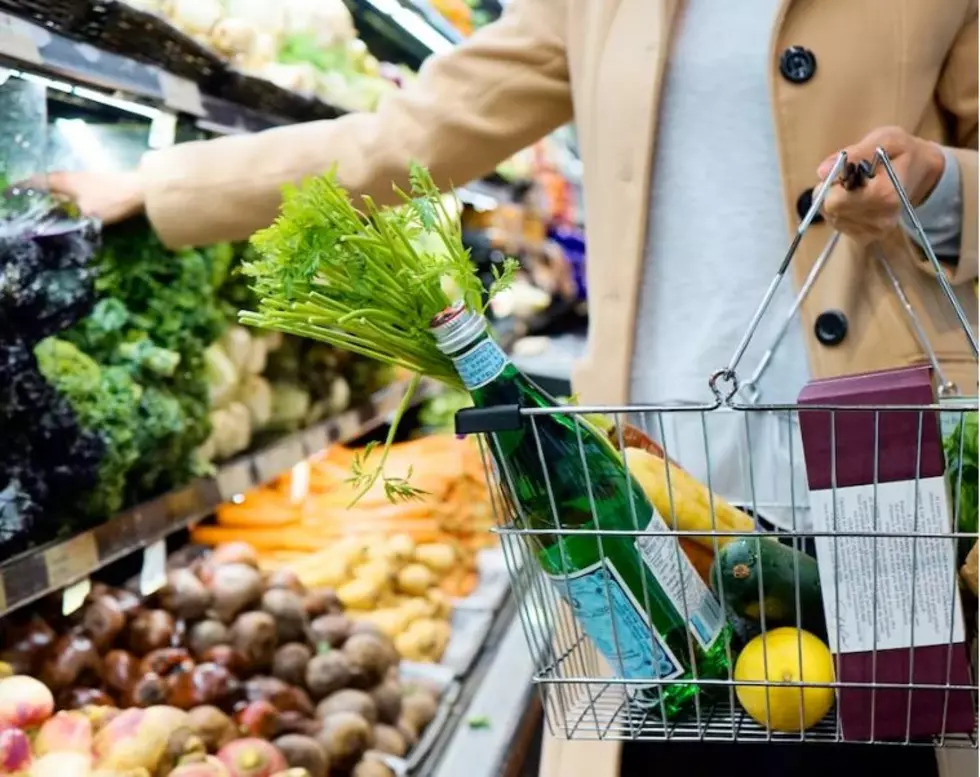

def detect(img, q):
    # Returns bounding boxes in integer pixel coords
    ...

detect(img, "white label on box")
[635,513,724,651]
[810,476,965,654]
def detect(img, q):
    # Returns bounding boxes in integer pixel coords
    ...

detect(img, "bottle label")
[635,514,725,651]
[547,560,683,683]
[453,338,508,390]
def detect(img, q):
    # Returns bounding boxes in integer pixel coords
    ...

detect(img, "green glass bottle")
[431,303,731,718]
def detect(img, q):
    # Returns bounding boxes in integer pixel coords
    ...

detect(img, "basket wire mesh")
[463,148,979,747]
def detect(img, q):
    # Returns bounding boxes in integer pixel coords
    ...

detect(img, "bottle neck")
[430,304,512,393]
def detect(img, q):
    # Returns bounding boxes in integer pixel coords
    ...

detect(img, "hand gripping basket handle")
[709,147,979,406]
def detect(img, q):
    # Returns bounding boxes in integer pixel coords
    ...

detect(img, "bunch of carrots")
[192,435,498,598]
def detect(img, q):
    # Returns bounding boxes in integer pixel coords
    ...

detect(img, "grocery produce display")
[0,205,394,563]
[0,542,445,777]
[0,198,106,558]
[121,0,411,112]
[191,436,499,663]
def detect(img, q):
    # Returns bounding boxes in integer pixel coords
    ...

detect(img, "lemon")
[734,627,835,732]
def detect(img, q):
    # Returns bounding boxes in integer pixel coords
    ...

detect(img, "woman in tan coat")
[50,1,977,775]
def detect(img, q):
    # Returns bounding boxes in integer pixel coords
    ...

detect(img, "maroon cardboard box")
[798,366,974,741]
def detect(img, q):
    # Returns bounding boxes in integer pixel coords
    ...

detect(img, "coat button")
[796,188,824,224]
[779,46,817,84]
[814,310,848,346]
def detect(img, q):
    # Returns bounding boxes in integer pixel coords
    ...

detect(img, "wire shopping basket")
[456,149,979,746]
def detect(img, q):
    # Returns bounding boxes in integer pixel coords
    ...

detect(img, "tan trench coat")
[139,1,979,774]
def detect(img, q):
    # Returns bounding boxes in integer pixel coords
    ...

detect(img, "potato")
[316,689,377,724]
[395,565,435,597]
[353,561,393,589]
[262,588,309,643]
[385,535,416,562]
[394,619,443,663]
[371,725,406,757]
[273,643,313,688]
[309,614,352,649]
[273,734,329,777]
[337,579,382,611]
[369,681,402,725]
[414,543,456,575]
[317,712,373,770]
[401,691,438,731]
[343,634,397,689]
[306,652,353,700]
[426,590,452,620]
[357,610,410,641]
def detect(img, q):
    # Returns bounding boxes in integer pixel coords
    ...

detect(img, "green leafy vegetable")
[945,410,978,563]
[35,338,142,518]
[63,220,226,502]
[241,163,516,501]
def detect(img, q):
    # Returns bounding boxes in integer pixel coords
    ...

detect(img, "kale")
[35,338,141,519]
[63,218,225,504]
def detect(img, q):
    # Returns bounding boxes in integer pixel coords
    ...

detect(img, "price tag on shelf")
[0,13,41,64]
[217,459,254,502]
[140,540,168,596]
[256,439,304,485]
[158,71,204,117]
[148,111,178,149]
[62,578,91,616]
[289,460,311,504]
[44,533,98,592]
[303,426,328,457]
[336,411,362,443]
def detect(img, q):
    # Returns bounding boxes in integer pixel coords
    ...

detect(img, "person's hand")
[817,126,946,245]
[41,169,145,224]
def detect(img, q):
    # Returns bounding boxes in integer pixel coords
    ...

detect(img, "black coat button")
[796,188,824,224]
[780,46,817,84]
[814,310,848,346]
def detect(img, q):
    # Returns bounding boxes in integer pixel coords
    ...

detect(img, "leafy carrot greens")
[240,163,517,502]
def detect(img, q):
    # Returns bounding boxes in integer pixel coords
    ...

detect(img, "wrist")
[913,140,946,206]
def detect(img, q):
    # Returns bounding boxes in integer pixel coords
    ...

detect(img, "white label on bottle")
[809,476,965,655]
[635,513,724,651]
[453,339,508,390]
[547,560,683,683]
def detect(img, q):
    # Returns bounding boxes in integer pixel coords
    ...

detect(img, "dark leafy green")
[945,410,978,563]
[63,218,225,503]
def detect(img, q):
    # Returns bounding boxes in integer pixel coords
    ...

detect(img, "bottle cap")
[429,302,487,355]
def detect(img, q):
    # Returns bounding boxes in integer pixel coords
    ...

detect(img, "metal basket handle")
[709,147,979,406]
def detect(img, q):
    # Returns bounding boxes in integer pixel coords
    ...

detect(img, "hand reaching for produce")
[43,170,146,225]
[817,126,946,245]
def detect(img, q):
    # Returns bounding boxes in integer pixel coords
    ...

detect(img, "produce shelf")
[0,377,441,618]
[0,5,340,131]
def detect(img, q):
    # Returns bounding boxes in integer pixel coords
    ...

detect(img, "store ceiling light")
[363,0,454,54]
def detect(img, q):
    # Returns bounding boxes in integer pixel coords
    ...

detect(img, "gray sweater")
[627,0,962,526]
